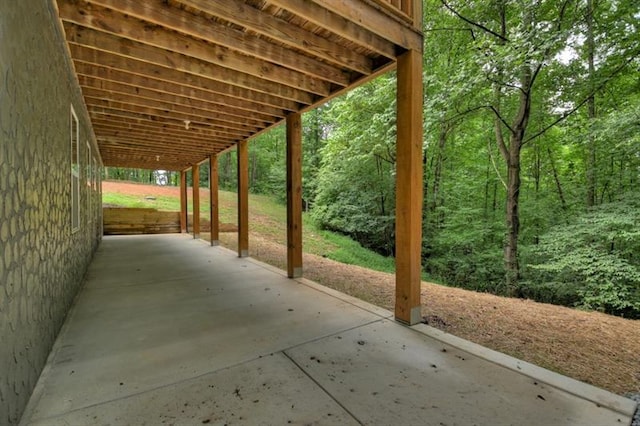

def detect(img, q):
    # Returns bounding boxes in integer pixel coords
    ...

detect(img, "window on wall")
[70,105,80,232]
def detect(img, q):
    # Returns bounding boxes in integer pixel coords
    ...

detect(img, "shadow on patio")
[21,234,635,425]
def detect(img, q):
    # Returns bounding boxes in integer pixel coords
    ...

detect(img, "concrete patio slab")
[28,353,358,426]
[285,320,626,425]
[20,234,636,425]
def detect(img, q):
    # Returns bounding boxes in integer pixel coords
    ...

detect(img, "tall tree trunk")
[504,141,521,291]
[431,121,448,218]
[493,4,533,295]
[547,147,567,211]
[532,144,541,245]
[586,0,597,207]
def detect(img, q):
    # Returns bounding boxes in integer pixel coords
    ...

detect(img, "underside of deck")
[53,0,427,324]
[20,235,635,425]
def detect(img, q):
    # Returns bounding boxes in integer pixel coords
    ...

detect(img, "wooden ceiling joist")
[90,121,239,145]
[310,0,423,50]
[59,3,333,97]
[97,136,228,154]
[265,0,397,58]
[84,97,256,137]
[98,143,223,161]
[177,0,374,74]
[77,77,274,125]
[80,0,353,87]
[64,25,318,104]
[70,47,299,111]
[82,91,263,132]
[88,110,244,141]
[56,0,423,169]
[88,115,244,138]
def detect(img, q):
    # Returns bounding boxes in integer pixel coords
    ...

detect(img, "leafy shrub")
[526,194,640,318]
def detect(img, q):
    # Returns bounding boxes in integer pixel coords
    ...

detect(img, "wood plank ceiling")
[55,0,423,171]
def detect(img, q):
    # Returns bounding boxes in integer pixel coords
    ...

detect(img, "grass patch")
[318,230,396,274]
[102,193,182,211]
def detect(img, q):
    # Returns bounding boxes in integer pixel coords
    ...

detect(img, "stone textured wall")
[0,1,102,424]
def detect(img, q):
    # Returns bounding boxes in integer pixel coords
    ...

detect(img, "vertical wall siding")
[0,1,102,424]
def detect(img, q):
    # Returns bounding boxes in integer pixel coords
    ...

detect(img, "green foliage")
[425,205,505,293]
[525,194,640,317]
[315,229,396,274]
[312,75,397,255]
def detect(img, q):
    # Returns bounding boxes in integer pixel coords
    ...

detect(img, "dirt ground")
[103,181,640,395]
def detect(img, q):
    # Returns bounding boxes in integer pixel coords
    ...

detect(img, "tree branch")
[442,104,514,134]
[445,105,488,122]
[440,0,509,42]
[489,105,515,134]
[424,27,475,33]
[486,76,525,94]
[488,138,508,189]
[529,62,544,92]
[524,49,640,144]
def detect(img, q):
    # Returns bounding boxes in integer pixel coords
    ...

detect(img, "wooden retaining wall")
[103,208,213,235]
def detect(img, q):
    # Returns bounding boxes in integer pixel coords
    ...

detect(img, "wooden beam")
[98,145,207,168]
[209,154,219,246]
[94,134,228,156]
[88,109,241,139]
[59,1,332,96]
[267,0,396,58]
[237,140,249,258]
[90,118,238,144]
[91,120,238,144]
[311,0,423,51]
[286,112,303,278]
[394,49,423,325]
[78,77,273,125]
[180,170,187,233]
[85,98,252,138]
[96,138,220,155]
[82,87,265,132]
[102,156,196,170]
[82,0,352,86]
[100,150,196,162]
[192,163,200,238]
[74,61,289,116]
[63,24,317,104]
[179,0,373,74]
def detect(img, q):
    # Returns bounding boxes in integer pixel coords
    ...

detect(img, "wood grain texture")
[286,112,303,278]
[192,163,200,238]
[237,141,249,258]
[394,49,423,325]
[210,155,220,246]
[180,170,187,233]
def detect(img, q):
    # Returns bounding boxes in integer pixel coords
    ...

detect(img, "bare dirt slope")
[103,181,640,395]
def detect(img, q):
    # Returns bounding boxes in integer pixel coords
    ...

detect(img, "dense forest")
[107,0,640,318]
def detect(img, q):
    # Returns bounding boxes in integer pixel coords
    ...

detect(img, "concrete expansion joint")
[281,351,364,426]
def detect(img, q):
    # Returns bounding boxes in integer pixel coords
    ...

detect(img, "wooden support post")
[237,140,249,257]
[286,112,303,278]
[192,163,200,239]
[395,49,423,325]
[209,154,220,246]
[180,170,187,233]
